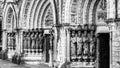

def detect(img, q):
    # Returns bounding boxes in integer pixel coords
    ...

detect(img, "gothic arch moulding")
[3,3,17,30]
[20,0,57,29]
[63,0,105,25]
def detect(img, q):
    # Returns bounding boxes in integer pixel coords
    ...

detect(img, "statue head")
[71,30,75,37]
[78,31,82,37]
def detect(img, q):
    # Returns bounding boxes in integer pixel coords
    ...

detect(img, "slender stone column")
[53,27,58,65]
[2,30,7,51]
[15,30,22,55]
[20,30,23,54]
[66,28,70,62]
[49,33,54,67]
[16,32,19,53]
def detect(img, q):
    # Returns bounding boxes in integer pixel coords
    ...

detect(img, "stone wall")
[112,24,120,68]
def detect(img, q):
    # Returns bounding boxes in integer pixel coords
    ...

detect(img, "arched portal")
[19,0,56,65]
[61,0,108,68]
[2,3,17,59]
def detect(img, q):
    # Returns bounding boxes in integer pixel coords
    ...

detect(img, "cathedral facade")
[1,0,120,68]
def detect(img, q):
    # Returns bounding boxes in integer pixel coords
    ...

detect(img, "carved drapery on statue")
[22,29,54,54]
[23,29,44,53]
[70,24,96,63]
[7,32,16,50]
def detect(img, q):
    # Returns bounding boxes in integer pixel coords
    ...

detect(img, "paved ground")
[0,59,52,68]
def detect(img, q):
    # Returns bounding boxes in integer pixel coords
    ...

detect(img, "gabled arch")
[3,3,17,30]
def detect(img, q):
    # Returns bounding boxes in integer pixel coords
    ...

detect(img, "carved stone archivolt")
[62,0,107,25]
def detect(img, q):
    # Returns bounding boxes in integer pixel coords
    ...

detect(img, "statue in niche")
[27,32,31,49]
[10,33,13,47]
[83,42,89,61]
[11,33,14,47]
[71,30,77,60]
[89,41,96,62]
[23,32,27,49]
[7,33,11,47]
[35,32,39,49]
[31,32,36,49]
[38,32,43,52]
[77,31,83,59]
[83,31,89,61]
[12,33,16,50]
[89,31,96,62]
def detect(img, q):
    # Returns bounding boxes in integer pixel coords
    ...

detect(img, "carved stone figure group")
[70,30,96,62]
[23,30,44,53]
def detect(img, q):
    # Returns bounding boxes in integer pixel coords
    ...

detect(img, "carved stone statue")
[7,33,11,47]
[31,32,36,49]
[35,32,39,49]
[83,42,89,60]
[23,32,27,49]
[90,42,95,57]
[38,32,43,52]
[11,33,15,48]
[27,32,31,49]
[89,38,96,62]
[12,33,16,50]
[77,31,83,56]
[70,31,77,59]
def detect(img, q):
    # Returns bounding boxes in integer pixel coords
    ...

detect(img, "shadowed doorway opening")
[98,33,110,68]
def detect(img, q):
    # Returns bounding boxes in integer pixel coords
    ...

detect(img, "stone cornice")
[106,18,120,23]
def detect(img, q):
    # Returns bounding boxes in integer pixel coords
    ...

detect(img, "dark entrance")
[44,34,50,63]
[98,33,110,68]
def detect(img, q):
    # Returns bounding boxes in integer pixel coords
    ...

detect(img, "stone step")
[22,54,44,65]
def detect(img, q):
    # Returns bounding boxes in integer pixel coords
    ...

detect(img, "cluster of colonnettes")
[70,24,96,62]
